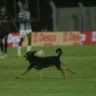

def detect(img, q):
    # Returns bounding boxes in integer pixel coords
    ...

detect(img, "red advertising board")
[92,31,96,44]
[8,33,20,47]
[80,31,96,44]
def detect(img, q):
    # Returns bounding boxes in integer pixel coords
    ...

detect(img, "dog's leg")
[61,61,76,75]
[59,68,65,79]
[16,65,33,78]
[40,70,42,79]
[39,70,43,80]
[56,66,65,79]
[64,67,76,75]
[37,70,42,80]
[56,64,65,79]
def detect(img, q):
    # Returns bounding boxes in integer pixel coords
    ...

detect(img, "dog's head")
[24,51,37,60]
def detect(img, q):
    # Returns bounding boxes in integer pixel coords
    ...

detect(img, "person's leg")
[3,35,8,57]
[18,37,24,57]
[0,25,9,58]
[0,38,4,57]
[27,32,32,52]
[18,23,25,57]
[26,23,32,52]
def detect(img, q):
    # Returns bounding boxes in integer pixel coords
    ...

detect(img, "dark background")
[0,0,96,32]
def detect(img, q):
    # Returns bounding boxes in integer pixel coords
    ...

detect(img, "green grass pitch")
[0,45,96,96]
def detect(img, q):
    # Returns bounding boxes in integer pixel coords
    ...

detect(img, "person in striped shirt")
[17,2,32,57]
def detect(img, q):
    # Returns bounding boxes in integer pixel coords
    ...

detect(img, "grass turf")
[0,45,96,96]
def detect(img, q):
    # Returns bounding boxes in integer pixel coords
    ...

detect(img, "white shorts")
[19,23,32,38]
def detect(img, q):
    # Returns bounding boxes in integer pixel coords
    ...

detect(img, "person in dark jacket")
[0,7,9,58]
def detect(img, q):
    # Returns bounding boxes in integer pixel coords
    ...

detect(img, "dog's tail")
[56,48,63,58]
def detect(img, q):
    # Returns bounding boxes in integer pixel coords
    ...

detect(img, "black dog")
[16,48,76,79]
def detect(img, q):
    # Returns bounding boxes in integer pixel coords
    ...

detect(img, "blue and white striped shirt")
[18,7,31,23]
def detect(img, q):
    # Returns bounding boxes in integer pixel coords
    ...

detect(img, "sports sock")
[18,46,21,56]
[27,46,31,52]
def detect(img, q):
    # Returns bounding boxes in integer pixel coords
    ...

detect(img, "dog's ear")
[27,51,37,56]
[24,51,31,57]
[31,51,37,55]
[24,51,37,58]
[27,51,34,56]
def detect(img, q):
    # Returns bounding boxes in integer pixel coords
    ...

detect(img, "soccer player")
[0,7,9,58]
[17,2,32,57]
